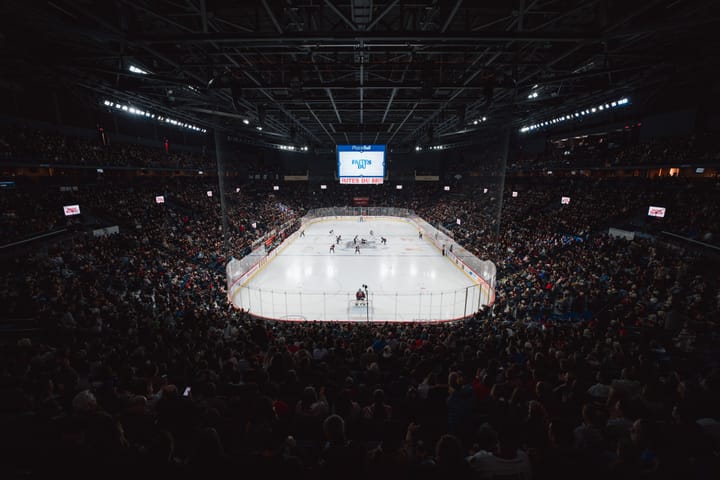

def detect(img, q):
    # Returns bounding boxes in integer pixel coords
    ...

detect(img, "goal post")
[348,299,372,321]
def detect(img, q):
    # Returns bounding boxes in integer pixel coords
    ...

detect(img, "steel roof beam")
[327,88,343,123]
[441,0,464,33]
[262,0,284,34]
[365,0,399,32]
[305,101,337,142]
[127,32,601,44]
[324,0,358,31]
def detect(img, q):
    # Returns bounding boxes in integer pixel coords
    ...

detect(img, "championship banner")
[353,197,370,206]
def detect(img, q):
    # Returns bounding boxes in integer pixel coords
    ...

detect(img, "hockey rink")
[231,218,484,322]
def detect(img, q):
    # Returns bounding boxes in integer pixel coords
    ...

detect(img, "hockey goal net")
[348,299,372,320]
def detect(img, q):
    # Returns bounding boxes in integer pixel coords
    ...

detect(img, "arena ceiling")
[0,0,719,150]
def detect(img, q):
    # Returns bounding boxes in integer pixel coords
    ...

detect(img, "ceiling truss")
[0,0,718,149]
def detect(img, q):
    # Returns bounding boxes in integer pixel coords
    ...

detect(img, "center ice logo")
[352,158,372,169]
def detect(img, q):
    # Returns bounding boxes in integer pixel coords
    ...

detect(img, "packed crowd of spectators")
[0,189,69,243]
[0,125,212,169]
[1,131,720,478]
[509,133,720,171]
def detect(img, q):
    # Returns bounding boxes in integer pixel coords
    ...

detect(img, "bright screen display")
[648,206,666,218]
[63,205,81,216]
[337,145,385,184]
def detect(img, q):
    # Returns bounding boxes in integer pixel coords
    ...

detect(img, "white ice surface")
[232,218,480,322]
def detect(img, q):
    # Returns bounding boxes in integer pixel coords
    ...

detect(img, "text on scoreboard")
[337,145,385,184]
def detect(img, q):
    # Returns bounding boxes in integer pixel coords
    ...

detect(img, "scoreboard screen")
[337,145,385,184]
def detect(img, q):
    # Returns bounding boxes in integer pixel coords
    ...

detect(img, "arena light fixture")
[276,144,307,153]
[129,65,148,75]
[102,99,207,133]
[519,96,631,133]
[242,118,250,125]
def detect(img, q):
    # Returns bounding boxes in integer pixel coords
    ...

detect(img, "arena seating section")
[0,127,719,479]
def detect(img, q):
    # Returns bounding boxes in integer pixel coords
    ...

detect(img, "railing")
[232,284,487,322]
[411,214,497,305]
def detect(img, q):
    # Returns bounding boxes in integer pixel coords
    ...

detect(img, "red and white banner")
[63,204,81,216]
[648,206,666,218]
[206,190,213,197]
[561,196,570,204]
[353,196,370,206]
[155,196,165,204]
[341,177,383,184]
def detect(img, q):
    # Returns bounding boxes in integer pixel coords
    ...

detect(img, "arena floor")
[231,217,482,322]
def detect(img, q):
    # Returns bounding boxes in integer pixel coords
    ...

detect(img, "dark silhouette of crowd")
[508,132,720,171]
[0,128,719,479]
[0,125,212,169]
